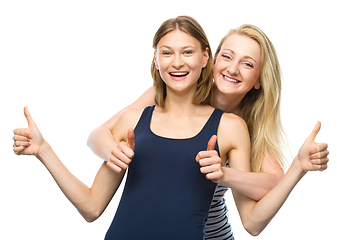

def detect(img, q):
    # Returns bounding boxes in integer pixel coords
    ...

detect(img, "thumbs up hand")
[196,135,224,183]
[298,121,329,172]
[107,128,135,173]
[13,107,44,156]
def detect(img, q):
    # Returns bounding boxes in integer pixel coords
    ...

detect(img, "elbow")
[247,229,262,237]
[81,210,102,223]
[87,129,96,148]
[243,221,263,237]
[84,216,98,223]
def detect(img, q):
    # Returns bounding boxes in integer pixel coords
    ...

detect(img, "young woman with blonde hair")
[212,24,286,173]
[85,19,329,239]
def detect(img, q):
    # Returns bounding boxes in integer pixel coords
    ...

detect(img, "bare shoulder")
[219,113,248,133]
[113,107,146,142]
[117,107,145,129]
[217,113,250,155]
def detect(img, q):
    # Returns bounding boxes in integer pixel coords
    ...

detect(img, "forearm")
[87,86,155,162]
[37,141,102,221]
[87,126,117,161]
[239,156,306,235]
[221,167,281,201]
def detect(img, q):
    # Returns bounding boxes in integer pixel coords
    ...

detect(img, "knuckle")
[111,148,119,156]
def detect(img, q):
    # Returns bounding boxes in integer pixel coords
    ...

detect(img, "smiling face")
[213,33,261,97]
[154,29,209,96]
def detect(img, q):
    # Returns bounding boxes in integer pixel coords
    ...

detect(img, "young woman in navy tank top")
[87,17,329,239]
[13,16,329,239]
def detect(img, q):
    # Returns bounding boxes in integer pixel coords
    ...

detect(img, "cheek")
[212,61,225,81]
[242,69,260,86]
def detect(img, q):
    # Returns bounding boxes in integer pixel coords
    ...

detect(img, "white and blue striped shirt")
[205,185,234,240]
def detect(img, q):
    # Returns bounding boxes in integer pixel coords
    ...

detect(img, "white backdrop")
[1,0,336,239]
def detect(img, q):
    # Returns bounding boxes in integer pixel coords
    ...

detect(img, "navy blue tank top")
[105,106,224,240]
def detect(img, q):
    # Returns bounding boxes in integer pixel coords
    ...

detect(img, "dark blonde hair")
[214,24,287,172]
[151,16,213,107]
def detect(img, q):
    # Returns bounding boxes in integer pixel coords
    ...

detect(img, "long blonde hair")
[151,16,213,107]
[214,24,287,172]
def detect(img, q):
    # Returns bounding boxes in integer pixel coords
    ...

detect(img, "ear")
[254,80,261,90]
[153,51,159,70]
[202,47,210,68]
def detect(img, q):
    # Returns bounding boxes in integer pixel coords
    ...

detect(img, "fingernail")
[28,135,32,139]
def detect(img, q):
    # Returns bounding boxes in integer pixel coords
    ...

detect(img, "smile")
[170,71,189,77]
[169,71,189,80]
[222,74,241,84]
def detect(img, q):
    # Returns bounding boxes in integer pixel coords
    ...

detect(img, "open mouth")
[169,71,189,78]
[222,74,241,84]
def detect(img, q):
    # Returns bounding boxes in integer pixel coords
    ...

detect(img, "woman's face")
[213,33,261,97]
[154,29,209,95]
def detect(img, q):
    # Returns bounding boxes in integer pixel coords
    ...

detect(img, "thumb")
[24,106,36,128]
[207,135,217,151]
[305,121,321,144]
[126,128,135,150]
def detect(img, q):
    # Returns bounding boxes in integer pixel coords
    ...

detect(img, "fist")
[196,135,224,183]
[107,128,135,173]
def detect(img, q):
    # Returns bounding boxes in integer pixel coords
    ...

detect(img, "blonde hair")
[151,16,213,107]
[214,24,287,172]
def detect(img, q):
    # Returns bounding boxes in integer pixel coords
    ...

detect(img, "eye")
[222,54,231,60]
[243,62,254,68]
[162,51,171,56]
[184,50,193,55]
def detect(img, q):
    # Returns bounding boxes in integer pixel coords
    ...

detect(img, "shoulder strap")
[134,105,155,134]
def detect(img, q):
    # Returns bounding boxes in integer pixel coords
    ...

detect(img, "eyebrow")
[159,45,196,50]
[222,48,258,63]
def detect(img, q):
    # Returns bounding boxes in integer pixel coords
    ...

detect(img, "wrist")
[36,140,51,162]
[291,155,307,178]
[218,166,229,186]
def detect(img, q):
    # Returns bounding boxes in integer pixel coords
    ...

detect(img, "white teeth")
[170,72,188,76]
[224,75,239,83]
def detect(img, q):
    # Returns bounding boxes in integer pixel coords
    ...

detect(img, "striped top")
[205,183,234,239]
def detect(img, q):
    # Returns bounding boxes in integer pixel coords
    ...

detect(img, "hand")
[13,107,44,156]
[196,135,224,183]
[298,121,329,172]
[107,128,135,173]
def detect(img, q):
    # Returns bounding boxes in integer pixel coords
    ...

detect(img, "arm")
[13,107,136,222]
[221,158,283,201]
[197,116,329,235]
[87,86,155,161]
[197,121,327,202]
[226,120,329,236]
[196,113,283,201]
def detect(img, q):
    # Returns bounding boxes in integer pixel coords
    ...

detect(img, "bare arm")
[197,113,284,201]
[224,120,329,236]
[221,156,284,201]
[87,86,155,161]
[13,107,140,222]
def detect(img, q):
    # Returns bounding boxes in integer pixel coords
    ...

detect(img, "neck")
[211,84,243,115]
[160,85,202,116]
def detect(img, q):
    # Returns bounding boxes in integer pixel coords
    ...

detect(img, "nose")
[172,54,184,69]
[227,60,239,76]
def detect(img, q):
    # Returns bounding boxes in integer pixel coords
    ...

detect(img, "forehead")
[157,29,201,49]
[221,33,261,60]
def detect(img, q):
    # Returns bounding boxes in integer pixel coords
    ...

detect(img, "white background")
[1,0,336,239]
